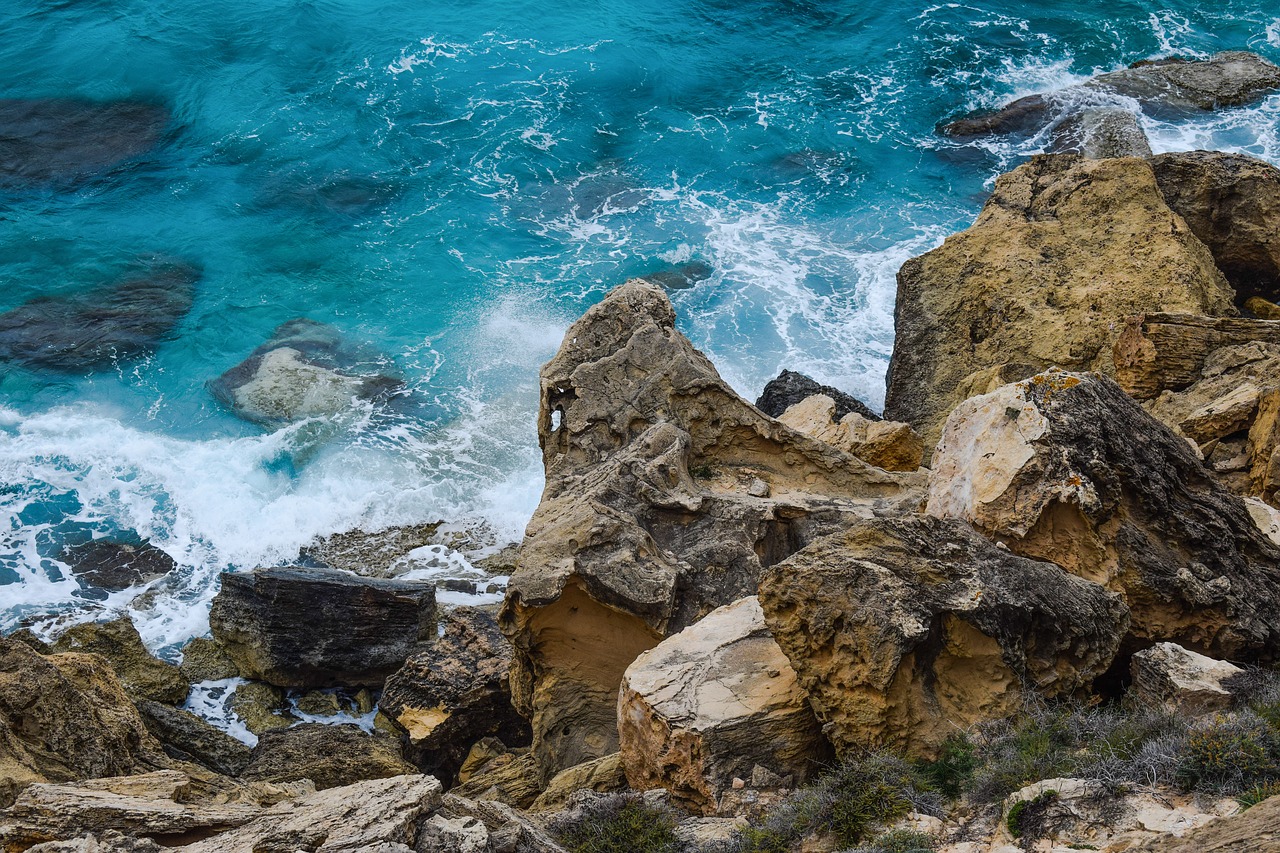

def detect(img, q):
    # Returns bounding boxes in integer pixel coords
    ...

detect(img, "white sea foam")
[185,678,258,746]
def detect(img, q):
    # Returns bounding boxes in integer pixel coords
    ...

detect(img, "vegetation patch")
[549,794,681,853]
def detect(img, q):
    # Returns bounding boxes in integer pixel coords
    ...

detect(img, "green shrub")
[917,733,976,799]
[1006,790,1059,841]
[867,828,937,852]
[1237,779,1280,810]
[550,794,681,853]
[1176,712,1280,794]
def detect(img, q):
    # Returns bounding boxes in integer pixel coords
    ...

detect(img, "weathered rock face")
[59,540,176,595]
[425,793,569,853]
[530,754,628,812]
[239,724,415,791]
[885,154,1234,455]
[0,638,166,808]
[927,371,1280,659]
[757,515,1128,757]
[0,98,169,188]
[135,701,252,777]
[777,395,923,471]
[1049,108,1153,159]
[378,608,528,784]
[1132,792,1280,852]
[0,262,198,372]
[451,749,543,810]
[617,597,828,814]
[1129,642,1243,716]
[501,281,923,782]
[50,618,187,705]
[179,774,442,853]
[755,369,880,422]
[1151,151,1280,308]
[177,637,239,684]
[209,566,436,688]
[942,52,1280,137]
[209,318,402,426]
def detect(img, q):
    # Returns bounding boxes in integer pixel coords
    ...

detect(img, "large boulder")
[209,318,402,426]
[1132,792,1280,852]
[209,566,436,688]
[59,539,176,596]
[1129,642,1243,716]
[885,154,1235,454]
[378,607,528,783]
[0,638,167,807]
[0,261,198,372]
[927,371,1280,659]
[239,724,415,791]
[50,618,188,705]
[501,281,923,782]
[617,597,828,814]
[1150,151,1280,308]
[942,52,1280,137]
[0,98,169,188]
[757,514,1128,757]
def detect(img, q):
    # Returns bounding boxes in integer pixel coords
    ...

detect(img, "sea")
[2,0,1279,658]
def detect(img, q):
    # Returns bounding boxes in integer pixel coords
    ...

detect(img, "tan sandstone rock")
[1132,792,1280,852]
[778,395,923,471]
[757,515,1127,757]
[885,154,1234,456]
[1129,642,1243,716]
[501,280,923,782]
[617,597,827,814]
[531,754,628,812]
[50,618,187,706]
[927,371,1280,658]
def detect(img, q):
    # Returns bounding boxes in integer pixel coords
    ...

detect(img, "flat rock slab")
[209,565,436,688]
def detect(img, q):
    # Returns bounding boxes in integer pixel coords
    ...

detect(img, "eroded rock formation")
[777,394,923,471]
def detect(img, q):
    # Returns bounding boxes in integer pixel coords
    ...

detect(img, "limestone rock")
[1050,108,1153,159]
[379,607,528,784]
[0,638,166,808]
[1151,151,1280,309]
[757,515,1128,757]
[60,539,176,595]
[1131,792,1280,852]
[530,754,628,812]
[942,52,1280,137]
[0,771,262,850]
[228,681,293,734]
[1129,643,1243,715]
[239,724,414,790]
[502,281,922,781]
[209,318,402,426]
[179,774,442,853]
[209,566,436,688]
[1113,313,1280,400]
[778,395,923,471]
[135,701,252,777]
[428,794,569,853]
[754,369,880,422]
[617,597,827,814]
[1249,296,1280,320]
[885,155,1233,455]
[299,522,443,578]
[51,618,187,706]
[927,371,1280,658]
[450,750,543,810]
[178,637,239,683]
[23,831,164,852]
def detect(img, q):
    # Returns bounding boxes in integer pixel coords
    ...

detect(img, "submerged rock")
[0,98,169,188]
[638,260,714,291]
[239,724,415,791]
[50,618,187,706]
[757,514,1127,757]
[209,318,402,426]
[927,371,1280,660]
[501,281,922,781]
[617,596,828,814]
[60,539,177,596]
[1050,107,1152,158]
[0,261,198,371]
[942,51,1280,137]
[755,368,880,422]
[209,566,436,689]
[885,154,1234,454]
[379,607,528,784]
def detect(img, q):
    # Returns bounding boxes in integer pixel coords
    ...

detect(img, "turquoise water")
[2,0,1279,649]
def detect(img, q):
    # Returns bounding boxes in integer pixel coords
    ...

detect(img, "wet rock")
[1150,151,1280,308]
[639,261,714,291]
[502,281,923,781]
[135,701,252,776]
[1050,108,1152,158]
[294,690,342,717]
[228,681,293,734]
[0,98,169,188]
[530,754,628,812]
[942,51,1280,137]
[239,723,414,791]
[50,618,187,705]
[179,774,442,853]
[209,566,436,688]
[0,261,198,371]
[777,394,923,471]
[60,539,176,595]
[885,154,1234,455]
[617,597,828,814]
[927,371,1280,659]
[379,608,528,784]
[0,771,262,850]
[757,514,1128,757]
[178,637,239,683]
[755,368,880,422]
[299,523,444,578]
[1129,642,1243,716]
[209,318,403,426]
[0,637,166,808]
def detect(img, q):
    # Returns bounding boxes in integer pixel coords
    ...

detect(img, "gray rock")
[135,700,252,776]
[240,724,415,791]
[209,566,436,688]
[60,539,177,595]
[1050,108,1153,159]
[755,368,880,422]
[1129,642,1243,715]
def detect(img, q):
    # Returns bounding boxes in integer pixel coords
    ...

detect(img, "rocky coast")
[7,50,1280,853]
